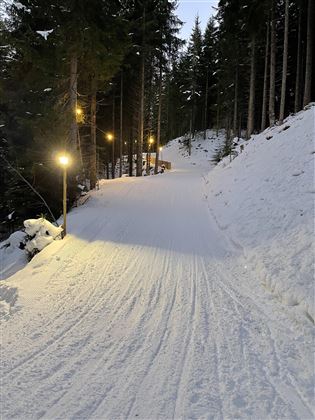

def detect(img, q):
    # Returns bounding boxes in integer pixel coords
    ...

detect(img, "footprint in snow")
[292,170,304,176]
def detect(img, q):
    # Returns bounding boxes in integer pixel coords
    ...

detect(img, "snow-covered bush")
[0,218,62,279]
[24,218,63,259]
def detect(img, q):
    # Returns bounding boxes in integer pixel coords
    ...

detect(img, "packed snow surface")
[1,112,314,419]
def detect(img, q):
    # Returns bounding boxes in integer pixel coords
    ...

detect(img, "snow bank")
[0,231,27,280]
[206,106,315,322]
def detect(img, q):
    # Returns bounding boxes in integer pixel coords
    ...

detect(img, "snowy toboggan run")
[1,108,314,419]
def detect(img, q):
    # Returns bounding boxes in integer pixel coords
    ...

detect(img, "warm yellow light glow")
[159,146,163,152]
[76,107,83,115]
[149,137,154,144]
[58,155,70,166]
[107,133,114,141]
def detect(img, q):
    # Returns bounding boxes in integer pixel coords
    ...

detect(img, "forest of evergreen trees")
[0,0,314,237]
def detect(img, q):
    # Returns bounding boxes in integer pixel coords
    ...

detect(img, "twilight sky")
[176,0,219,40]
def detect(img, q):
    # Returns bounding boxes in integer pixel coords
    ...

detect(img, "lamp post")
[147,136,154,174]
[58,154,70,236]
[106,132,115,179]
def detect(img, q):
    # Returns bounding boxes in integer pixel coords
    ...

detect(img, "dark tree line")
[0,0,314,237]
[167,0,314,144]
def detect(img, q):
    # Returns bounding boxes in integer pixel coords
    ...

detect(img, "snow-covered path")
[1,153,314,419]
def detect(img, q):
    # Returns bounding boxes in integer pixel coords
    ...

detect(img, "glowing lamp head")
[76,107,82,115]
[58,155,70,166]
[149,137,154,145]
[107,133,114,141]
[159,146,163,152]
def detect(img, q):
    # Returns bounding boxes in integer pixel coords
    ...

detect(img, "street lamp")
[106,133,115,179]
[147,136,154,174]
[76,106,84,123]
[57,153,70,237]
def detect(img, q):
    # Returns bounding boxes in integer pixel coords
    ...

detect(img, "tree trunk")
[166,73,170,140]
[279,0,289,124]
[119,71,123,177]
[303,0,314,107]
[294,5,302,113]
[136,56,145,176]
[204,67,209,139]
[136,7,145,177]
[189,112,192,156]
[90,76,97,190]
[216,87,220,137]
[261,21,270,131]
[128,126,134,177]
[269,1,276,125]
[106,160,109,179]
[155,61,162,175]
[247,35,256,138]
[112,87,116,179]
[233,66,239,136]
[69,53,78,151]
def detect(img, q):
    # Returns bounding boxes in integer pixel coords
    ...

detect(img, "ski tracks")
[1,169,314,419]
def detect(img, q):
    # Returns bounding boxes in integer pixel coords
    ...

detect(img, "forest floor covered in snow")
[0,108,314,419]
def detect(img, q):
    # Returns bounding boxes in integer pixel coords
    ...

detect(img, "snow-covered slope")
[163,129,225,170]
[0,114,314,419]
[206,106,315,323]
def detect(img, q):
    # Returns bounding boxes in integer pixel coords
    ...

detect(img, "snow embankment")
[164,129,225,169]
[0,218,62,317]
[207,106,315,322]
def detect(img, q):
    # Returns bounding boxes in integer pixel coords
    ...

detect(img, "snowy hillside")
[205,106,315,323]
[163,129,225,169]
[1,111,314,419]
